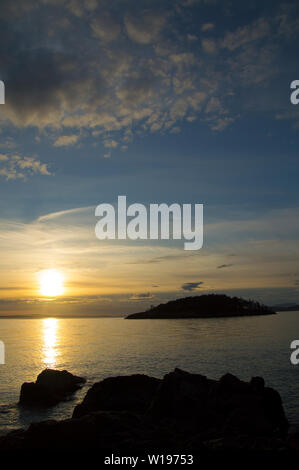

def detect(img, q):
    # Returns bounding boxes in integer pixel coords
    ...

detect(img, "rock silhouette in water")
[1,368,290,451]
[19,368,86,406]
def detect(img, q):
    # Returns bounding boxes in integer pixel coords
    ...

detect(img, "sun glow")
[39,269,64,297]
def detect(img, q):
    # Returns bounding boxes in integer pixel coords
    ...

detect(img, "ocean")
[0,311,298,435]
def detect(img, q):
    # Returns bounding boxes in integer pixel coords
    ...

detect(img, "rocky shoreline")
[0,367,298,452]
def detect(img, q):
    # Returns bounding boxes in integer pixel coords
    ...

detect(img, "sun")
[39,269,64,297]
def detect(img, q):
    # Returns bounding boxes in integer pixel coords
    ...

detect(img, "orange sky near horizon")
[0,206,298,315]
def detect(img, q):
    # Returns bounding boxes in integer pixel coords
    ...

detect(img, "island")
[125,294,275,319]
[271,303,299,312]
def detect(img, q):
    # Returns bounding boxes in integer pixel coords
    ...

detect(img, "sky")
[0,0,299,316]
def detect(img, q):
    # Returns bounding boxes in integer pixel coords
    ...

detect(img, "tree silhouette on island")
[126,294,275,319]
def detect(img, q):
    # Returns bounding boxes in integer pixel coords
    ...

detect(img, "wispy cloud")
[129,292,154,300]
[36,206,94,223]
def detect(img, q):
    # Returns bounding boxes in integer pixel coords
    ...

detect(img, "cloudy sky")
[0,0,299,315]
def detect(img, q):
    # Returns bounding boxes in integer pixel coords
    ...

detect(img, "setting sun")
[39,269,64,297]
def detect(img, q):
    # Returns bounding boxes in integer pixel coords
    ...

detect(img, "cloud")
[203,97,235,131]
[210,117,235,131]
[103,139,118,148]
[180,0,201,6]
[0,0,296,151]
[205,97,223,114]
[179,0,218,7]
[201,38,217,54]
[130,292,154,300]
[66,0,86,18]
[0,0,37,19]
[181,281,204,291]
[36,206,94,223]
[124,11,166,44]
[54,135,79,147]
[91,13,121,42]
[0,154,52,180]
[201,23,214,32]
[222,18,270,51]
[217,264,233,269]
[0,139,17,150]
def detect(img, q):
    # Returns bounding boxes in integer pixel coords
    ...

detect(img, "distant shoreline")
[126,311,277,319]
[0,309,298,320]
[0,315,124,319]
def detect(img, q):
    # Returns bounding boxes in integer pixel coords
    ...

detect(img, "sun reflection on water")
[43,318,58,367]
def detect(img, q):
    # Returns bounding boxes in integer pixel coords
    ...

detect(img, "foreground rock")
[19,369,86,406]
[1,368,291,451]
[73,374,161,418]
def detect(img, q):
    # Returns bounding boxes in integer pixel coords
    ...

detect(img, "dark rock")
[73,374,161,418]
[261,386,289,437]
[148,368,211,426]
[19,382,58,407]
[219,372,248,392]
[287,431,299,450]
[148,368,288,438]
[0,368,289,451]
[0,412,173,451]
[223,406,274,436]
[250,376,265,392]
[203,435,286,451]
[19,369,86,406]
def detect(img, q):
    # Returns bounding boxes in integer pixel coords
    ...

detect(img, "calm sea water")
[0,312,298,435]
